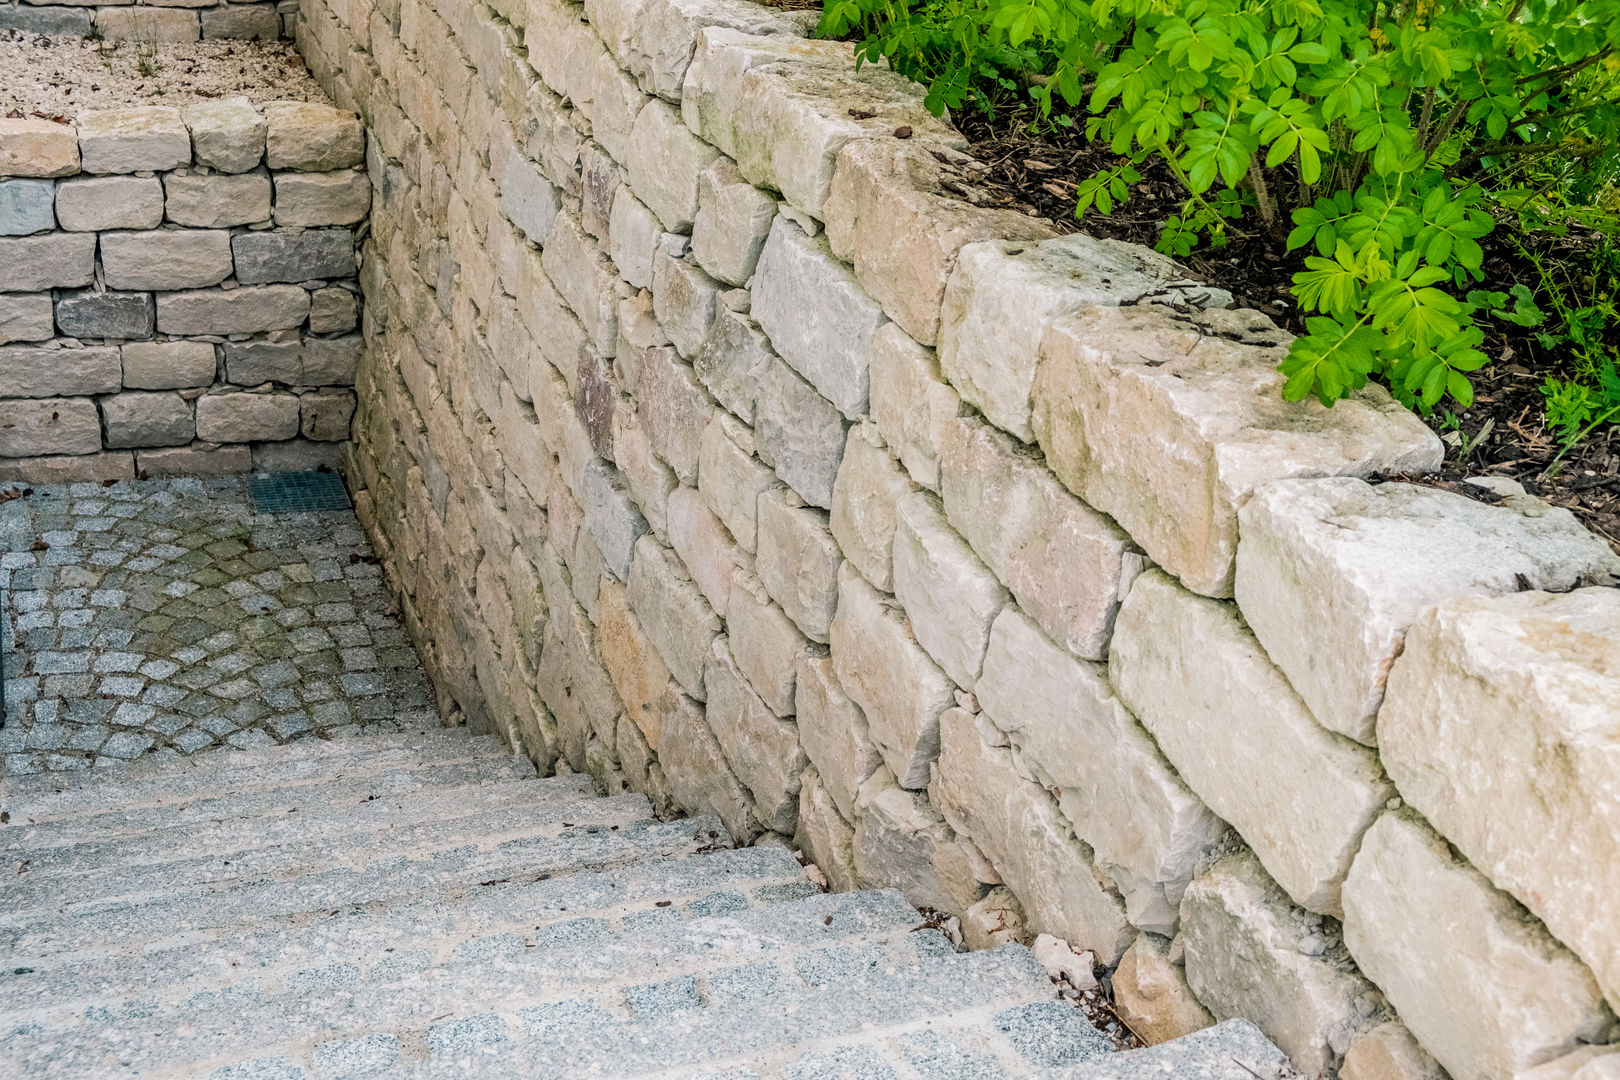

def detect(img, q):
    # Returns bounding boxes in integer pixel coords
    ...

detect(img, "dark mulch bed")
[952,106,1620,553]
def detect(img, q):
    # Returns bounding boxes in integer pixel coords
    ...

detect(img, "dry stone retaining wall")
[0,101,367,481]
[0,0,295,41]
[293,0,1620,1074]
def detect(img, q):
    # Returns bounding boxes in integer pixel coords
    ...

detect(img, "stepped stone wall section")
[0,102,368,481]
[294,0,1620,1073]
[0,0,296,41]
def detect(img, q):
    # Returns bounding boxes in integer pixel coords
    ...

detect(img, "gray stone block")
[0,233,96,291]
[54,291,155,341]
[301,333,360,384]
[0,294,55,345]
[754,352,848,510]
[121,340,217,389]
[225,337,302,385]
[307,287,358,334]
[156,286,309,335]
[0,344,122,397]
[194,391,301,442]
[0,179,56,236]
[96,7,199,42]
[299,387,355,441]
[232,229,354,284]
[100,391,195,449]
[0,5,92,35]
[200,3,281,38]
[100,229,234,291]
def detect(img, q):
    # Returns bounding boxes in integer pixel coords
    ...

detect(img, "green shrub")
[821,0,1620,412]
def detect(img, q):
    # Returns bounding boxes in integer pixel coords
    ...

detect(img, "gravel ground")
[0,34,330,120]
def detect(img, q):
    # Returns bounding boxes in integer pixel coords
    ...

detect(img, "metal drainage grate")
[249,471,353,514]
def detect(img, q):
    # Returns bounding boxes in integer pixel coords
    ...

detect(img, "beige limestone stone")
[96,8,199,42]
[194,391,300,442]
[796,765,859,891]
[961,887,1027,951]
[272,169,372,226]
[829,421,915,592]
[100,229,234,291]
[0,451,133,483]
[1341,812,1613,1080]
[56,175,165,232]
[1113,934,1215,1046]
[725,569,810,717]
[637,345,712,486]
[77,107,192,174]
[853,765,986,913]
[656,683,760,842]
[0,118,79,178]
[537,604,623,771]
[691,156,776,287]
[692,309,774,426]
[754,488,841,644]
[156,286,310,335]
[667,484,746,617]
[795,653,882,821]
[263,101,364,171]
[867,322,960,492]
[652,245,722,361]
[625,99,720,233]
[0,344,121,398]
[892,490,1007,690]
[183,97,267,173]
[697,414,773,553]
[300,388,355,441]
[0,294,54,345]
[121,340,217,389]
[1034,306,1443,597]
[598,576,674,747]
[704,636,806,832]
[164,171,273,228]
[612,407,679,541]
[0,233,96,292]
[1378,588,1620,1012]
[594,0,812,102]
[544,210,619,358]
[1521,1047,1620,1080]
[1339,1022,1446,1080]
[0,397,102,457]
[609,188,661,291]
[100,391,194,449]
[308,288,359,334]
[626,535,721,704]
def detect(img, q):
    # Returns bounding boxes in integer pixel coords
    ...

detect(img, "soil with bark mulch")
[952,106,1620,553]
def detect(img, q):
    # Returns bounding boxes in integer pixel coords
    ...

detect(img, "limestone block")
[1113,934,1214,1046]
[537,606,622,771]
[300,333,360,383]
[100,391,194,449]
[692,309,773,425]
[726,569,809,716]
[300,387,355,441]
[625,99,720,233]
[753,215,885,419]
[121,340,217,389]
[0,450,133,483]
[796,766,859,892]
[829,421,914,592]
[0,5,90,35]
[611,407,678,540]
[939,416,1138,661]
[627,535,721,702]
[200,5,281,41]
[825,140,1055,346]
[697,414,773,553]
[754,351,847,509]
[868,322,959,492]
[1180,851,1382,1079]
[308,287,358,334]
[54,291,154,340]
[543,210,618,357]
[680,29,843,156]
[1111,570,1391,916]
[657,684,761,843]
[1339,1022,1445,1080]
[96,8,199,42]
[0,179,55,236]
[609,188,661,291]
[979,607,1223,935]
[500,148,558,248]
[637,344,712,485]
[961,888,1027,951]
[1521,1048,1620,1080]
[183,97,267,173]
[705,637,806,832]
[584,50,649,165]
[0,233,95,291]
[1236,477,1620,745]
[273,169,372,227]
[164,171,272,228]
[853,766,986,913]
[156,286,310,335]
[795,653,881,821]
[101,229,233,291]
[692,157,776,286]
[0,397,102,457]
[597,0,812,102]
[1034,306,1443,597]
[194,391,300,442]
[1377,588,1620,1010]
[0,118,79,178]
[667,484,746,616]
[754,488,841,643]
[0,294,54,345]
[575,347,620,459]
[1341,813,1613,1080]
[262,102,364,171]
[55,175,164,232]
[932,707,1134,963]
[829,562,953,789]
[598,577,672,748]
[0,344,121,397]
[233,229,355,284]
[892,490,1007,690]
[584,461,650,580]
[77,107,191,173]
[939,233,1220,441]
[651,246,720,360]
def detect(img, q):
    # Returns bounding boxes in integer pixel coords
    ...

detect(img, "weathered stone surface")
[1113,934,1215,1046]
[0,396,101,457]
[608,188,660,291]
[1034,306,1443,597]
[537,605,622,770]
[892,490,1007,690]
[183,97,267,173]
[830,562,953,789]
[54,290,154,340]
[301,334,360,384]
[1341,812,1613,1080]
[233,229,355,284]
[704,636,805,832]
[500,148,557,244]
[0,179,55,236]
[725,569,809,716]
[77,107,191,173]
[583,461,650,579]
[1377,588,1620,1011]
[262,101,364,171]
[96,8,199,42]
[939,416,1139,661]
[667,484,745,615]
[961,887,1027,951]
[651,245,720,360]
[0,4,90,35]
[637,344,712,486]
[753,351,847,509]
[0,232,95,291]
[0,118,78,178]
[697,413,773,553]
[939,233,1220,441]
[980,607,1222,935]
[308,287,358,334]
[156,286,310,335]
[55,175,165,232]
[300,387,355,440]
[1111,570,1392,917]
[1181,851,1382,1079]
[201,4,283,41]
[165,171,273,228]
[933,706,1134,963]
[868,322,959,492]
[853,765,986,913]
[691,157,776,286]
[544,211,619,357]
[272,169,370,228]
[625,99,720,233]
[598,577,672,748]
[1521,1048,1620,1080]
[1339,1022,1445,1080]
[825,140,1056,346]
[656,684,760,842]
[194,391,301,442]
[795,653,881,820]
[754,488,841,644]
[0,344,121,397]
[1237,477,1620,745]
[829,421,914,592]
[0,450,133,483]
[121,340,217,389]
[0,294,54,345]
[795,765,859,891]
[627,535,721,703]
[100,391,195,448]
[692,309,773,425]
[611,407,679,540]
[101,229,234,291]
[582,48,651,165]
[753,216,885,419]
[594,0,811,102]
[137,443,249,476]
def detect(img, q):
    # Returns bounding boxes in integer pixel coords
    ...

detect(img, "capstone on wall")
[0,0,296,42]
[292,0,1620,1073]
[0,101,368,481]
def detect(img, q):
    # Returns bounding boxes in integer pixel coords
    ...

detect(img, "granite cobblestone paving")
[0,476,437,776]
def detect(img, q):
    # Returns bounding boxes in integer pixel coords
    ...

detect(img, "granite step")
[1050,1019,1295,1080]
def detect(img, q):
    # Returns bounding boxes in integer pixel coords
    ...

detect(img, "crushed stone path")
[0,476,438,777]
